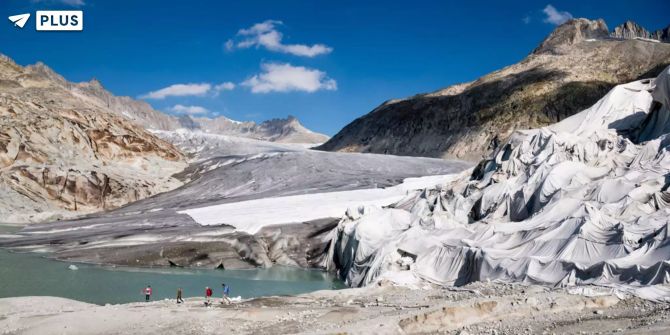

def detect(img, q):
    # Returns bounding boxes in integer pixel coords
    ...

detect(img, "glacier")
[326,66,670,300]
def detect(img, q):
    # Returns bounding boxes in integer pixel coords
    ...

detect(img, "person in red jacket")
[205,286,213,306]
[144,285,152,302]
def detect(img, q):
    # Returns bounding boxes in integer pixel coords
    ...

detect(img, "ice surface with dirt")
[0,133,470,269]
[327,66,670,301]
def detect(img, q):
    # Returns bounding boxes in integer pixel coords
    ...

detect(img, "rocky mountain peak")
[533,18,609,54]
[611,20,652,40]
[25,61,67,84]
[263,115,299,126]
[610,21,670,43]
[256,116,328,143]
[259,116,303,131]
[87,78,103,88]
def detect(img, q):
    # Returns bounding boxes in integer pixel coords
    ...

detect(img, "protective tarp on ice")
[327,66,670,300]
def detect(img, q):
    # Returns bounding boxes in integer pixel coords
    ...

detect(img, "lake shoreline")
[0,248,343,305]
[3,282,670,334]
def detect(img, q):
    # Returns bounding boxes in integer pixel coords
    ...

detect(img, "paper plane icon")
[8,13,30,28]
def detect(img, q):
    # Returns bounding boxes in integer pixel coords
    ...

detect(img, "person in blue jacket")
[221,283,231,304]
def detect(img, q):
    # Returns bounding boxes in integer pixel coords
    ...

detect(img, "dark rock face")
[652,25,670,43]
[318,18,670,161]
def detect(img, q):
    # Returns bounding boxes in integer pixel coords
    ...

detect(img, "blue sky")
[0,0,668,135]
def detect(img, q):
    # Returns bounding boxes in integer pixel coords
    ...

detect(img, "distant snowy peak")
[68,75,328,144]
[180,114,329,144]
[258,115,330,143]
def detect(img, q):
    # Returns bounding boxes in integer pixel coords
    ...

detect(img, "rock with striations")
[317,18,670,161]
[0,55,187,224]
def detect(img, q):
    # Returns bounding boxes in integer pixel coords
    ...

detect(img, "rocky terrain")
[0,55,186,224]
[74,78,329,144]
[2,282,670,334]
[318,18,670,160]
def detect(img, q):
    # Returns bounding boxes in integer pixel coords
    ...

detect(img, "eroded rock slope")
[0,55,186,223]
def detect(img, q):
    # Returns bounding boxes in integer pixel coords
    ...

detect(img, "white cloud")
[140,83,212,99]
[168,104,209,115]
[241,62,337,94]
[522,15,531,24]
[215,82,235,92]
[141,81,236,99]
[227,20,332,57]
[542,5,573,25]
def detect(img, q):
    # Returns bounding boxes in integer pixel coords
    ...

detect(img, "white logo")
[8,13,30,28]
[36,11,83,31]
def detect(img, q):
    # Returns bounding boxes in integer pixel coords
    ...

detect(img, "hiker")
[221,283,231,305]
[176,287,184,304]
[144,285,152,302]
[205,286,213,306]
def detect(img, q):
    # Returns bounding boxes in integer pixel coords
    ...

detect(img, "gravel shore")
[2,282,669,334]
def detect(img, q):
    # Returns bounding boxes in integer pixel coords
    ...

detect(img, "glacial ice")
[327,66,670,300]
[180,175,459,234]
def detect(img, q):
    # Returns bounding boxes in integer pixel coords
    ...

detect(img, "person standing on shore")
[176,287,184,304]
[144,285,152,302]
[205,286,213,306]
[221,283,231,305]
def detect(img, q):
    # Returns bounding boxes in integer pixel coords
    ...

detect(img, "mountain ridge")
[72,78,329,144]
